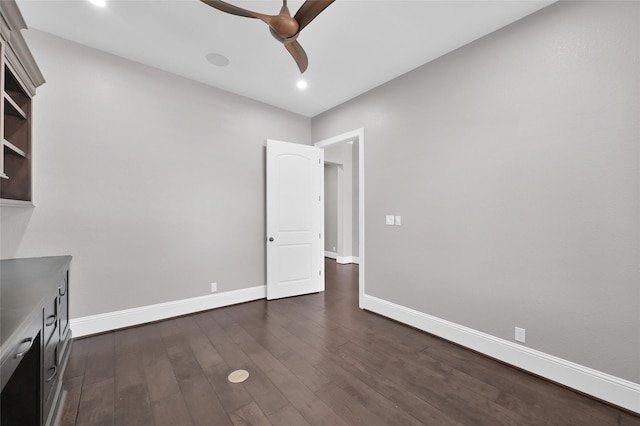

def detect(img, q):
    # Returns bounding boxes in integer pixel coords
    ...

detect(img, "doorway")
[315,128,365,308]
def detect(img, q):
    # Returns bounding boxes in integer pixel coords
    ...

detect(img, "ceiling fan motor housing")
[270,15,299,38]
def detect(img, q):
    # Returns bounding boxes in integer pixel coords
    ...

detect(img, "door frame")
[315,128,365,308]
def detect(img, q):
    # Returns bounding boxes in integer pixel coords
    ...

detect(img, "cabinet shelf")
[3,139,27,157]
[3,92,27,119]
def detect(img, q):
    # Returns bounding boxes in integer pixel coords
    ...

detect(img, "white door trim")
[315,128,365,308]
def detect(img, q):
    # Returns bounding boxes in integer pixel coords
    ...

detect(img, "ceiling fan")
[201,0,335,73]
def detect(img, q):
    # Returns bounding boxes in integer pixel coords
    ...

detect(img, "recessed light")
[88,0,106,7]
[205,53,230,67]
[296,80,308,90]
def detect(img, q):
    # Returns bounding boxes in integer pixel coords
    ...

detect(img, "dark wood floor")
[61,259,639,426]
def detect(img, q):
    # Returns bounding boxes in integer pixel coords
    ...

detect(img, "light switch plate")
[395,216,402,226]
[385,215,395,225]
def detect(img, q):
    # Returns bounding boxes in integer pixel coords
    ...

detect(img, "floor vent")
[227,369,249,383]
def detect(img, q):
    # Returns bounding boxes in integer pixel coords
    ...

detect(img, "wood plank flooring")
[61,259,640,425]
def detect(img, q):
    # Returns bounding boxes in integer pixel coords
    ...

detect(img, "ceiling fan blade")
[285,40,309,73]
[294,0,335,33]
[200,0,258,19]
[202,0,285,35]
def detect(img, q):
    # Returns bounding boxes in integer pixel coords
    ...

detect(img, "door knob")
[268,237,274,242]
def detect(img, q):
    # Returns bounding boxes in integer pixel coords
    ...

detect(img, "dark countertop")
[1,256,72,367]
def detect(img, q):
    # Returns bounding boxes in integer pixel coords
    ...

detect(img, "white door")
[266,139,324,300]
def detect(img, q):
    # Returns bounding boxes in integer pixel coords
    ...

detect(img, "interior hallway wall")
[351,140,359,259]
[324,163,338,254]
[323,142,356,261]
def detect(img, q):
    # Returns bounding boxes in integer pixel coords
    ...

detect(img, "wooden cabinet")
[2,57,33,201]
[42,295,60,423]
[58,271,71,363]
[0,0,45,205]
[42,270,72,426]
[0,316,40,426]
[0,256,72,426]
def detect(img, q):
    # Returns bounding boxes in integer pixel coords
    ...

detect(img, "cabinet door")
[57,270,71,364]
[42,338,58,418]
[42,296,60,415]
[58,271,69,340]
[42,296,58,349]
[0,323,41,426]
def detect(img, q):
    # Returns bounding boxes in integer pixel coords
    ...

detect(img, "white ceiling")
[16,0,554,117]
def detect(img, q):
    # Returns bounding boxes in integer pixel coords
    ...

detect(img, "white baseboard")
[70,285,266,338]
[324,251,337,259]
[361,294,640,414]
[337,256,360,265]
[325,252,360,265]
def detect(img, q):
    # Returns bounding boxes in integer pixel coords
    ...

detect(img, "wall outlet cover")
[515,327,526,343]
[211,282,217,293]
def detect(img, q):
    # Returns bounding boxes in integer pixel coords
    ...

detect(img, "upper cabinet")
[0,0,44,206]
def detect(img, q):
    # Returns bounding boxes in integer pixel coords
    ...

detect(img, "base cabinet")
[0,256,72,426]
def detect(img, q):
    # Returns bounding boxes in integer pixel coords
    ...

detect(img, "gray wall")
[311,1,639,382]
[0,30,311,318]
[324,163,338,253]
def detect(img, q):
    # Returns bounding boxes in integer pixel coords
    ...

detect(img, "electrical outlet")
[332,246,336,252]
[211,282,217,293]
[385,215,395,225]
[395,215,402,226]
[515,327,526,343]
